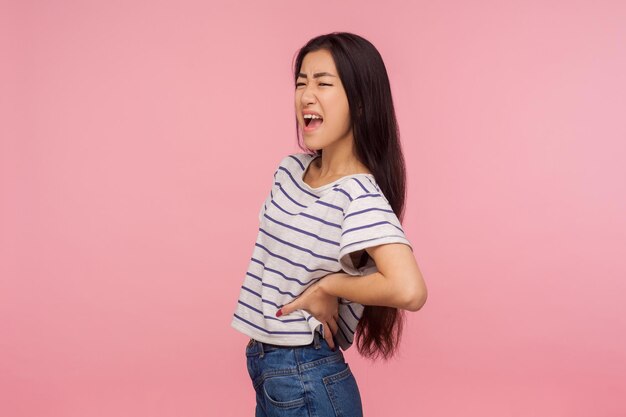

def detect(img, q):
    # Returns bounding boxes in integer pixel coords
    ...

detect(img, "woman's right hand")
[276,277,341,350]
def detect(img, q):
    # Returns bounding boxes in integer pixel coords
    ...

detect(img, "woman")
[231,32,427,416]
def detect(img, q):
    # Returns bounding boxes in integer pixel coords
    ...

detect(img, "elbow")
[402,284,428,312]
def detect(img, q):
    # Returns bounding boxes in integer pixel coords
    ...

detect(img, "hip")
[245,331,363,416]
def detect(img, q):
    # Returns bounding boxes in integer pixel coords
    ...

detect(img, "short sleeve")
[257,155,290,223]
[338,192,413,275]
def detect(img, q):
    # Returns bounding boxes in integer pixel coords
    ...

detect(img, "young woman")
[231,32,427,417]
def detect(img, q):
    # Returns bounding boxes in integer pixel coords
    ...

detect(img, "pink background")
[2,1,625,416]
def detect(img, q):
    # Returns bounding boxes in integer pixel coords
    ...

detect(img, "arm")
[321,243,427,311]
[277,243,426,349]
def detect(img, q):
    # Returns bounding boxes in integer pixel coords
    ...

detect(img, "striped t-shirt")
[231,152,413,350]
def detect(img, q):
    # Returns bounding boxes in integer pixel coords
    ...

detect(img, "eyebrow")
[297,72,337,79]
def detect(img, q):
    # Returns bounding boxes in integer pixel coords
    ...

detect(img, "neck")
[314,139,370,177]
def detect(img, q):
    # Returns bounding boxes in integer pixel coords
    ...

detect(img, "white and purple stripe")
[231,152,412,349]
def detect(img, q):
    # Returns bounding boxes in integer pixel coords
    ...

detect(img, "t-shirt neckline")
[300,154,375,192]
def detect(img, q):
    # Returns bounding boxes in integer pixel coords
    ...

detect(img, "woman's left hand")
[276,277,340,350]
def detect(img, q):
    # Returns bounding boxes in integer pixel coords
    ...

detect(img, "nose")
[300,83,317,106]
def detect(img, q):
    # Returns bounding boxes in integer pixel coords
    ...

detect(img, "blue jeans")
[245,331,363,416]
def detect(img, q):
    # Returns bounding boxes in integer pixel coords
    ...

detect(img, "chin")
[302,137,322,150]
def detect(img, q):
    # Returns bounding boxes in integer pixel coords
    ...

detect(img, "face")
[295,49,353,151]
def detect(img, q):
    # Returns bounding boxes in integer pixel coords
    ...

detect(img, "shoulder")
[275,152,316,172]
[339,175,385,202]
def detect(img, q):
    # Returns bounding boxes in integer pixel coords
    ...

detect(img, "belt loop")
[313,329,321,350]
[259,340,265,358]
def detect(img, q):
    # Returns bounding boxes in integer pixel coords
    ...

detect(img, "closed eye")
[295,83,333,88]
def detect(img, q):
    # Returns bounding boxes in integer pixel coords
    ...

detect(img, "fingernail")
[276,309,283,317]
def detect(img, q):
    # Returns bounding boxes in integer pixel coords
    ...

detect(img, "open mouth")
[304,116,324,129]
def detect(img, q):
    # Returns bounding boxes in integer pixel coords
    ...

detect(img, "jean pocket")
[323,364,363,417]
[262,374,307,411]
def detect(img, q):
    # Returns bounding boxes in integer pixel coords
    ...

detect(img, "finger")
[323,322,336,350]
[327,318,339,336]
[277,300,296,317]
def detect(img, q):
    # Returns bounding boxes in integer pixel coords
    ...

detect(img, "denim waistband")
[246,330,324,358]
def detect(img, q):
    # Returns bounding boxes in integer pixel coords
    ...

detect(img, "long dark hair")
[292,32,408,360]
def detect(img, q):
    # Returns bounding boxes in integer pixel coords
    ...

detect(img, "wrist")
[319,272,346,297]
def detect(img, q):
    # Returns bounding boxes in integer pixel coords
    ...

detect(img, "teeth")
[303,114,323,120]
